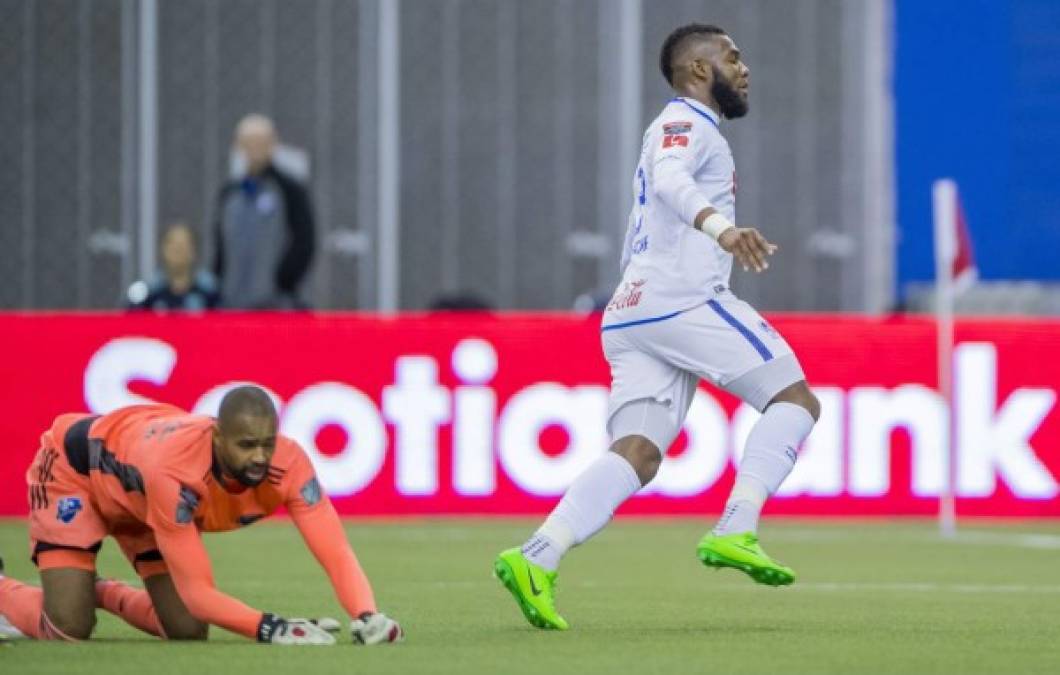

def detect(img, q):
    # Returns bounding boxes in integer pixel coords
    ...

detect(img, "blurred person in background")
[213,114,315,310]
[127,223,220,312]
[426,292,494,311]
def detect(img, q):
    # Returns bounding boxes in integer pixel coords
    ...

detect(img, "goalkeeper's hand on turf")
[311,617,341,633]
[257,613,336,645]
[350,612,404,645]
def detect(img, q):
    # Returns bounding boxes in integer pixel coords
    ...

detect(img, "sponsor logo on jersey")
[56,496,83,523]
[663,121,692,135]
[607,279,646,312]
[175,486,200,524]
[662,135,689,148]
[144,421,186,440]
[662,121,693,149]
[300,477,323,506]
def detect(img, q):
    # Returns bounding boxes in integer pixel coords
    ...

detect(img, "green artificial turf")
[2,518,1058,674]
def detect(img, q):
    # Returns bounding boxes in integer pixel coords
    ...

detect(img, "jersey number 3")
[662,134,689,148]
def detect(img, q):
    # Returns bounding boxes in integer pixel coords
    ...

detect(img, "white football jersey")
[604,97,736,328]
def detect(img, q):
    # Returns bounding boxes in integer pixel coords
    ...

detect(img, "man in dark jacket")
[214,114,315,309]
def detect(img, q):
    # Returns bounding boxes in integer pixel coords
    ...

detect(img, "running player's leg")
[494,328,694,629]
[521,328,693,568]
[656,296,818,584]
[524,378,695,572]
[694,365,817,584]
[714,376,819,537]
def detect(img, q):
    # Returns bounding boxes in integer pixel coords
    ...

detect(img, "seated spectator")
[127,223,220,311]
[213,114,315,310]
[427,292,494,311]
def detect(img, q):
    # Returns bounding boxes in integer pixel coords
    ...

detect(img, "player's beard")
[711,66,748,119]
[217,455,269,488]
[234,463,269,487]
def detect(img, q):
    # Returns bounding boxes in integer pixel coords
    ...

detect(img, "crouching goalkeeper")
[0,385,402,646]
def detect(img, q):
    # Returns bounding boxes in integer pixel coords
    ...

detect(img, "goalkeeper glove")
[350,612,404,645]
[257,613,336,645]
[312,617,341,633]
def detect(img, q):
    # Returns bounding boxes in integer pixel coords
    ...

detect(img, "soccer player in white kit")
[494,23,821,631]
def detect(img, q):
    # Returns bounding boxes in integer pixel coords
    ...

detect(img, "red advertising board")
[1,313,1057,517]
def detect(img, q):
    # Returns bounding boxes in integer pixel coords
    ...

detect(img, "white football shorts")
[601,291,805,444]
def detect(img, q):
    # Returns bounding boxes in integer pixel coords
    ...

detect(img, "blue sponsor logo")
[632,236,649,255]
[175,486,200,524]
[300,477,322,507]
[56,497,83,524]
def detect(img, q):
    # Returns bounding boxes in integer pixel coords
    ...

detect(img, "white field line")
[768,529,1060,550]
[944,531,1060,550]
[789,582,1060,594]
[584,580,1060,594]
[431,579,1060,594]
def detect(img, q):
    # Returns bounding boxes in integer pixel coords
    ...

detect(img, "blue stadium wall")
[895,0,1060,293]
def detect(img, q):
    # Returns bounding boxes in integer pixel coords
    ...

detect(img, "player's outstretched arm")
[148,479,334,645]
[652,145,777,273]
[287,471,404,644]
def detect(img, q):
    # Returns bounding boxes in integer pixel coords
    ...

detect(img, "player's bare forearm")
[693,206,718,230]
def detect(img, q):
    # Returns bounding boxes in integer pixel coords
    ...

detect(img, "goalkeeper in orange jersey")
[0,386,403,645]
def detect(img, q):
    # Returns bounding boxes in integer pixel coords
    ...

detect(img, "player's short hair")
[660,23,727,87]
[218,385,276,427]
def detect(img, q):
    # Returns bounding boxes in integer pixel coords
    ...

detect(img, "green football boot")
[493,548,569,630]
[696,532,796,586]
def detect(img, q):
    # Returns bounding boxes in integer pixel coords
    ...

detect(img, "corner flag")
[932,179,977,536]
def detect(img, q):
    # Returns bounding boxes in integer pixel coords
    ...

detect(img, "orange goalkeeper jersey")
[75,404,376,637]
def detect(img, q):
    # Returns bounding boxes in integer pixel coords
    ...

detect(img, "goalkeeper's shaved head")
[218,385,277,431]
[214,385,279,488]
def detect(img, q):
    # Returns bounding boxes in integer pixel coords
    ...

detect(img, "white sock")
[522,452,642,571]
[713,401,815,535]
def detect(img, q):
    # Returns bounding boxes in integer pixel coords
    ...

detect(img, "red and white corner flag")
[932,178,976,537]
[933,179,978,292]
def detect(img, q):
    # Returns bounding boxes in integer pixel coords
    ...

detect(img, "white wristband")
[700,213,736,241]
